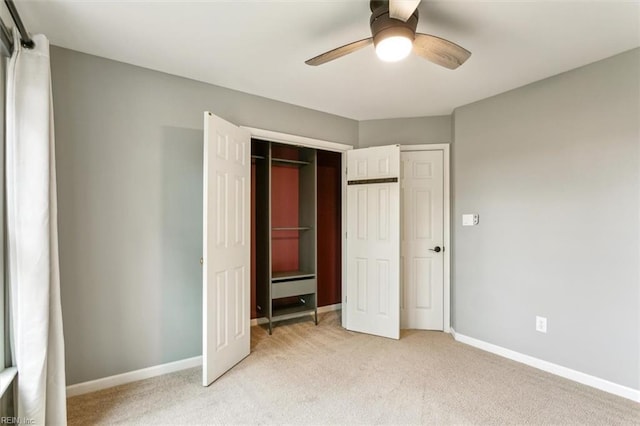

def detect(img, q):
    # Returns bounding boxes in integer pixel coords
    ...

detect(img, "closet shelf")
[272,300,315,319]
[271,271,316,282]
[272,158,310,166]
[253,140,318,335]
[272,227,312,231]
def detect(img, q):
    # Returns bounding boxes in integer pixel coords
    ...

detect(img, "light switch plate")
[462,214,479,226]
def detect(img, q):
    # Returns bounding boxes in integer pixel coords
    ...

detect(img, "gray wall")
[452,48,639,389]
[51,47,358,385]
[358,115,451,147]
[53,43,639,392]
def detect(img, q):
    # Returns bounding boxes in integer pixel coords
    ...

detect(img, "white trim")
[400,143,450,152]
[65,356,202,398]
[442,145,451,332]
[242,126,354,153]
[451,329,640,403]
[250,303,342,326]
[0,367,17,398]
[341,152,348,330]
[317,303,342,314]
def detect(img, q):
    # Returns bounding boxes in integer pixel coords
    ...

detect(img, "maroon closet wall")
[250,146,342,319]
[271,166,300,272]
[316,150,342,307]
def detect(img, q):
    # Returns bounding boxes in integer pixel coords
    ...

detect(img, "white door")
[346,145,401,339]
[203,112,250,386]
[401,150,444,330]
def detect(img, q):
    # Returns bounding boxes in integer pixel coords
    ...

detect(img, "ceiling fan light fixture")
[375,35,413,62]
[305,1,471,69]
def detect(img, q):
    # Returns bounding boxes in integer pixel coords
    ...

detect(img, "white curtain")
[6,28,66,425]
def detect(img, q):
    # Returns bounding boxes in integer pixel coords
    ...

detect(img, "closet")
[203,113,448,387]
[251,139,341,334]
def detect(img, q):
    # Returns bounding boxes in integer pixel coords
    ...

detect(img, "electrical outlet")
[535,316,547,333]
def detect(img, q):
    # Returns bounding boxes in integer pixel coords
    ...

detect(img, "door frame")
[399,144,451,332]
[242,126,353,329]
[236,129,451,334]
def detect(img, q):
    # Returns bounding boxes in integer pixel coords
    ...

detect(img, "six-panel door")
[401,150,444,330]
[346,145,401,339]
[203,112,251,386]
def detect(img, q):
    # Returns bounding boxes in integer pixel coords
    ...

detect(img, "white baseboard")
[250,303,342,326]
[66,356,202,398]
[67,305,343,398]
[317,303,342,314]
[451,328,640,403]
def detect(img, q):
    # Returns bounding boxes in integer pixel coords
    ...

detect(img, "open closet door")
[203,112,251,386]
[346,145,401,339]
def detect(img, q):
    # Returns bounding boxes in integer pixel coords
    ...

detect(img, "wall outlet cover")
[536,316,548,333]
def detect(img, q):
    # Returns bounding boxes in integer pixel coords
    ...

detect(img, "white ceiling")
[18,0,640,120]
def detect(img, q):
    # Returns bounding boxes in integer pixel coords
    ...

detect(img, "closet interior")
[251,139,342,334]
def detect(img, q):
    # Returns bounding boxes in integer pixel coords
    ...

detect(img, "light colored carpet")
[67,311,639,425]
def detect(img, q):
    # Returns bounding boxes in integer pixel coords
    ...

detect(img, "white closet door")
[346,145,401,339]
[203,112,250,386]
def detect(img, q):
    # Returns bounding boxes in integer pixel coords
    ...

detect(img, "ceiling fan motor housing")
[370,3,419,47]
[305,0,470,68]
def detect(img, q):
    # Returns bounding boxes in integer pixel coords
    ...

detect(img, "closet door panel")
[203,112,250,386]
[346,145,400,340]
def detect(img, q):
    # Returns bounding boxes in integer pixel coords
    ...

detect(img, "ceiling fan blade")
[413,33,471,70]
[389,0,421,22]
[305,38,373,66]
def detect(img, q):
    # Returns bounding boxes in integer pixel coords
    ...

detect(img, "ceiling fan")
[305,0,471,69]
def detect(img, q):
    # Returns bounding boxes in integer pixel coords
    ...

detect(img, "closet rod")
[4,0,34,49]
